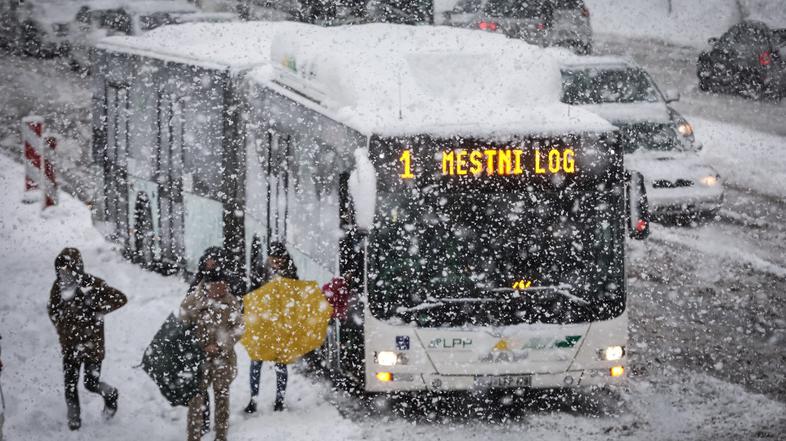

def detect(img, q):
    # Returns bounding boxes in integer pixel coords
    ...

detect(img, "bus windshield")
[367,136,626,328]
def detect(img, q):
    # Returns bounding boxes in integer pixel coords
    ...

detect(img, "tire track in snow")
[650,227,786,279]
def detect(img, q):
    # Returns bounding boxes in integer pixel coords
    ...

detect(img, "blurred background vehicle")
[442,0,591,53]
[14,0,85,57]
[550,0,590,54]
[697,20,786,100]
[67,0,201,70]
[559,55,724,218]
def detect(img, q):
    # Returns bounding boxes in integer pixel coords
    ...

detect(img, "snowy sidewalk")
[0,153,360,440]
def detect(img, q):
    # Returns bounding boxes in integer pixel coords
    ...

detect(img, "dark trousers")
[249,360,287,401]
[63,354,116,420]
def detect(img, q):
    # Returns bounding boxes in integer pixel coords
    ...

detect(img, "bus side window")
[339,172,364,294]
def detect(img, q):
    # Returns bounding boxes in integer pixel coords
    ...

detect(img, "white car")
[558,55,724,217]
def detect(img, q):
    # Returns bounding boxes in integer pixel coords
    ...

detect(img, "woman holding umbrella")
[244,242,298,413]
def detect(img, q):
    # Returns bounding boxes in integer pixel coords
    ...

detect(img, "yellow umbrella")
[241,277,333,364]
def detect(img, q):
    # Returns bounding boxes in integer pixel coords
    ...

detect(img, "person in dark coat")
[48,248,127,431]
[244,241,297,414]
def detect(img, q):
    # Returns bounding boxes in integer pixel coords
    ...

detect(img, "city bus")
[93,22,649,393]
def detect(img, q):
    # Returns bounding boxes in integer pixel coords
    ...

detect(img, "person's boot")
[273,398,284,412]
[103,389,118,420]
[244,398,257,414]
[67,406,81,431]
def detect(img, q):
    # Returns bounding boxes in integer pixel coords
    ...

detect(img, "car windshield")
[618,123,684,153]
[483,0,552,19]
[367,136,625,328]
[561,67,661,104]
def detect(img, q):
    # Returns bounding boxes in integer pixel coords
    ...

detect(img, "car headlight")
[599,345,625,361]
[677,121,693,137]
[700,175,719,187]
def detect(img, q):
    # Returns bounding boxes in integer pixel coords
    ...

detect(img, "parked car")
[558,55,724,218]
[697,20,786,100]
[442,0,591,53]
[68,0,199,70]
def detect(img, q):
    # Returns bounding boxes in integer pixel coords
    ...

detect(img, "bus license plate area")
[474,375,531,389]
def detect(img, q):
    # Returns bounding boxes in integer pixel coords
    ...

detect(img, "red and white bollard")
[42,134,58,209]
[21,115,44,204]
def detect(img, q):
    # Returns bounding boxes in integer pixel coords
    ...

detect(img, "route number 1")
[399,149,415,179]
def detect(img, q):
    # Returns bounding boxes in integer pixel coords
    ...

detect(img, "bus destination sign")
[399,148,576,180]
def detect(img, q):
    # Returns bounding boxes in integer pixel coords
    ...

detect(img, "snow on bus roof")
[251,23,613,137]
[97,21,303,71]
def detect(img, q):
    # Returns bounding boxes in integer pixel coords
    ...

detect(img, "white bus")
[93,22,649,393]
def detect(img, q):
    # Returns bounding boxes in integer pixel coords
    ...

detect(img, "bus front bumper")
[367,366,626,392]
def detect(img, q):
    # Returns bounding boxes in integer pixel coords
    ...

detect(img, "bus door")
[104,85,129,244]
[156,94,185,265]
[266,132,289,244]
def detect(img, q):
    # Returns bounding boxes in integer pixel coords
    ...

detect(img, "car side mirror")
[625,170,650,240]
[664,89,680,103]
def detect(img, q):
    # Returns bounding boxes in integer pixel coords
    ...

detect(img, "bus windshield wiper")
[489,284,590,306]
[395,285,589,315]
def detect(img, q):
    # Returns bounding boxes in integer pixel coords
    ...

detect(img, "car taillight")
[635,219,647,233]
[759,51,771,66]
[536,22,545,30]
[581,6,590,17]
[479,21,497,31]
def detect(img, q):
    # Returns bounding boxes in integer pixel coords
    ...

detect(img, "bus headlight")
[376,351,403,366]
[600,346,625,361]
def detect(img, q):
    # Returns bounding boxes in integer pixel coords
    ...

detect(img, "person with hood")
[189,247,246,299]
[180,267,244,441]
[48,248,127,431]
[244,241,298,414]
[187,247,247,435]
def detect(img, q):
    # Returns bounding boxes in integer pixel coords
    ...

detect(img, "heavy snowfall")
[1,0,786,440]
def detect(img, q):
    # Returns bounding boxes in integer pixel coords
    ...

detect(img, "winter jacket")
[48,249,127,361]
[179,284,244,370]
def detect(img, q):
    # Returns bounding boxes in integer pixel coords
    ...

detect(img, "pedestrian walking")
[187,247,246,435]
[47,248,127,431]
[244,241,298,414]
[180,267,244,441]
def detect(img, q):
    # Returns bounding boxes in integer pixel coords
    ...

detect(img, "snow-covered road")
[1,139,785,440]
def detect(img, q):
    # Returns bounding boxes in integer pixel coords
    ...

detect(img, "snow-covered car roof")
[252,23,614,137]
[97,21,300,71]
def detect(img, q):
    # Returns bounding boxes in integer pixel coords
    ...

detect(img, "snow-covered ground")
[586,0,786,49]
[693,117,786,200]
[2,143,786,440]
